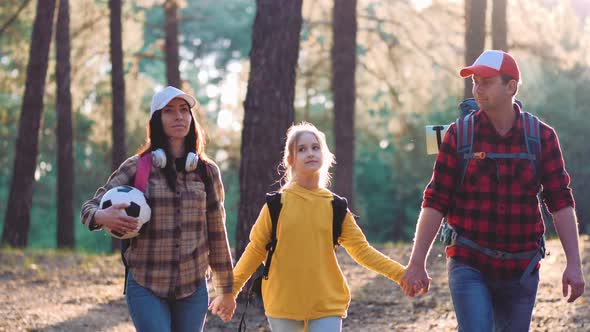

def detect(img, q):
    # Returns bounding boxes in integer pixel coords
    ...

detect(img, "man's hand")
[400,263,432,297]
[562,264,585,303]
[552,207,585,303]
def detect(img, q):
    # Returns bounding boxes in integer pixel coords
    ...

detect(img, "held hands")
[208,294,236,322]
[400,263,432,297]
[94,203,139,235]
[562,263,585,303]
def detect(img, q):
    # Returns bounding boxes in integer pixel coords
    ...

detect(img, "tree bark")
[332,0,357,205]
[492,0,508,51]
[165,0,181,88]
[236,0,303,259]
[56,0,75,249]
[1,0,57,248]
[464,0,487,99]
[110,0,126,252]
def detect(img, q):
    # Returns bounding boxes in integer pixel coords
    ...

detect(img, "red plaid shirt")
[423,106,575,280]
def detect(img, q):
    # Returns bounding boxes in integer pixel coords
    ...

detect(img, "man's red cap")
[460,50,520,82]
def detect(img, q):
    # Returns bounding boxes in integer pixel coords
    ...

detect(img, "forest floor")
[1,236,589,332]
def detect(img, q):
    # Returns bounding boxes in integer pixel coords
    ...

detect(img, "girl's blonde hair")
[280,122,335,190]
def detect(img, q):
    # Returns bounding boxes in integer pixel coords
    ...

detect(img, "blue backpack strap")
[522,111,547,262]
[331,193,348,246]
[263,192,282,279]
[456,111,475,189]
[522,112,542,184]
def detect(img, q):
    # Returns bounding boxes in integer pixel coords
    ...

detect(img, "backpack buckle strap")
[473,152,486,160]
[449,230,540,260]
[485,152,536,160]
[463,152,486,159]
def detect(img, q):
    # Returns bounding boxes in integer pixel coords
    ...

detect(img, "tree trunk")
[1,0,56,248]
[332,0,357,205]
[236,0,303,259]
[165,0,181,88]
[56,0,75,249]
[464,0,487,99]
[492,0,508,52]
[110,0,126,252]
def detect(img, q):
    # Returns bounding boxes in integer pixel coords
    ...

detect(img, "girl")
[211,122,406,331]
[81,86,235,332]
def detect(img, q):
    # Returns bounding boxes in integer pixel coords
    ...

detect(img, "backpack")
[238,191,349,332]
[454,98,541,189]
[438,98,547,283]
[260,191,348,279]
[121,152,212,294]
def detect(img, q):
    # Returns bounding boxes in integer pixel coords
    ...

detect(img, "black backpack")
[260,191,348,279]
[238,191,349,331]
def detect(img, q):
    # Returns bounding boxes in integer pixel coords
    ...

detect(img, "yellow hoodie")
[233,183,406,320]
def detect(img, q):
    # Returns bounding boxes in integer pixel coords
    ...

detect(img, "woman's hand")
[94,203,139,235]
[208,294,236,322]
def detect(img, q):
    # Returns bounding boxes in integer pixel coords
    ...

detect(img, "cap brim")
[154,93,197,111]
[173,93,197,108]
[459,65,500,78]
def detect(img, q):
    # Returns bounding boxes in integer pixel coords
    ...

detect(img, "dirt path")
[1,237,588,331]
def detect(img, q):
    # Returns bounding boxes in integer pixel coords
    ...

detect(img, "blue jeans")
[267,316,342,332]
[447,258,539,332]
[125,272,209,332]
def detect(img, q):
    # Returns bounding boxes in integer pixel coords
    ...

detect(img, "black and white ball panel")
[98,185,151,239]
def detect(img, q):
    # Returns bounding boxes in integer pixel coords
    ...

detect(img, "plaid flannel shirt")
[81,155,233,298]
[423,107,575,280]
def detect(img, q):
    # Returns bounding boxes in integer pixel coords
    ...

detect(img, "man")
[401,50,585,331]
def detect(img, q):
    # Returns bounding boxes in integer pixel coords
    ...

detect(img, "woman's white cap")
[150,86,197,119]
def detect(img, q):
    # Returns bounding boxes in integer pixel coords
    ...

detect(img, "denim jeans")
[125,272,209,332]
[267,316,342,332]
[447,258,539,332]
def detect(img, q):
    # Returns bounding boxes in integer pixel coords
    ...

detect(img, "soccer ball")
[99,185,151,239]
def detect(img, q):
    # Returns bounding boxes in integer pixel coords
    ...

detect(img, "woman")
[81,86,235,332]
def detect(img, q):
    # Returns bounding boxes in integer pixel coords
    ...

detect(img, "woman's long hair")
[137,105,208,190]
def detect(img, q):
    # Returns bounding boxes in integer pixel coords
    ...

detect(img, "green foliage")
[181,1,254,68]
[136,0,254,81]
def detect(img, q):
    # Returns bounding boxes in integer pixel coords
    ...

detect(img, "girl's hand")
[208,294,236,322]
[94,203,139,235]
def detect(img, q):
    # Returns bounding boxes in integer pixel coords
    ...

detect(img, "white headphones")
[152,148,199,172]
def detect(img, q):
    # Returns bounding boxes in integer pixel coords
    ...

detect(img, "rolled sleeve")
[540,126,575,213]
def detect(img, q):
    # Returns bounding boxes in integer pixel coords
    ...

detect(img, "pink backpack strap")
[134,153,152,193]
